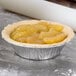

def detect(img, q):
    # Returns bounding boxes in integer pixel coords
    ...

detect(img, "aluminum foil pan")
[12,44,64,60]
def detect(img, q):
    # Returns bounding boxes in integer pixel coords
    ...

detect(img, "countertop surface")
[0,7,76,76]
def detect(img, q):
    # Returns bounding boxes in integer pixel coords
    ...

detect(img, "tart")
[7,20,68,44]
[1,20,74,60]
[2,20,74,48]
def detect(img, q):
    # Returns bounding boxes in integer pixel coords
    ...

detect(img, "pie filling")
[10,20,67,44]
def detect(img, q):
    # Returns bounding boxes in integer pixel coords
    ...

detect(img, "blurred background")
[47,0,76,8]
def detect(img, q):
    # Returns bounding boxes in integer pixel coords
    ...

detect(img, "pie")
[2,20,74,47]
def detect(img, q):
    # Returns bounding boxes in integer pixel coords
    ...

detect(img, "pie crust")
[2,20,74,48]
